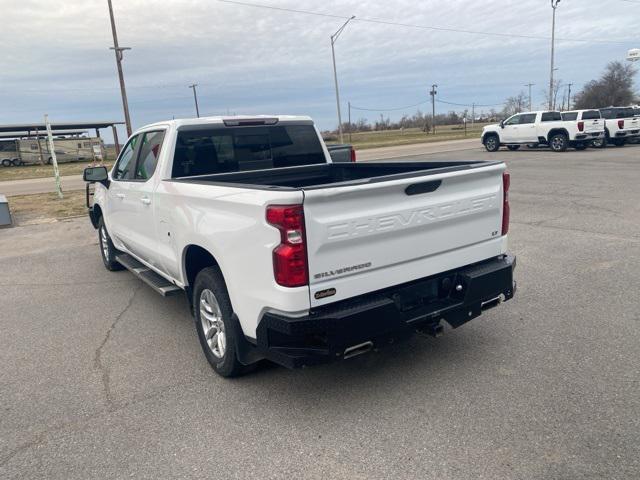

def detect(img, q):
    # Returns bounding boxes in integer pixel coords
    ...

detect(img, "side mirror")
[83,166,109,186]
[500,120,505,129]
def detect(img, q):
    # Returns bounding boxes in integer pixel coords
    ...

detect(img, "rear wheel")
[1,159,11,167]
[97,217,124,271]
[193,266,245,377]
[11,158,22,166]
[506,145,520,151]
[484,135,500,152]
[549,133,568,152]
[591,137,605,148]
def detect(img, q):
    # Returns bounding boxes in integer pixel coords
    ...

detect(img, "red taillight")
[350,147,357,162]
[618,119,625,129]
[577,121,584,132]
[266,205,308,287]
[502,171,510,236]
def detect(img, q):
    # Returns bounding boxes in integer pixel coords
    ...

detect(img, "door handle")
[141,196,151,205]
[115,193,125,199]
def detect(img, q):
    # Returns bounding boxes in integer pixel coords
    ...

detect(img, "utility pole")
[107,0,132,137]
[330,16,355,144]
[471,103,475,127]
[348,101,352,144]
[430,84,438,134]
[189,84,200,118]
[549,0,561,110]
[567,82,573,110]
[525,83,535,111]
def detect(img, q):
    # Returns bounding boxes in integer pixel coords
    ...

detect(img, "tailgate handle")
[405,180,442,196]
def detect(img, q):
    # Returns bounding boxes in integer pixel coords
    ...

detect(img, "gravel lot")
[1,144,639,479]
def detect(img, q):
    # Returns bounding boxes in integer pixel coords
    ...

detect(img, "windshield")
[172,124,326,178]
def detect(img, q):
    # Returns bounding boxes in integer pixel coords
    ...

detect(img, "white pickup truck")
[596,107,640,147]
[84,116,516,376]
[482,110,603,152]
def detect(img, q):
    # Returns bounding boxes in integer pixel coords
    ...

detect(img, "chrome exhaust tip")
[343,341,374,360]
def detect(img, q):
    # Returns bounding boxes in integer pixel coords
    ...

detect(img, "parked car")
[481,110,599,152]
[560,110,605,148]
[594,107,640,147]
[83,115,516,377]
[326,143,356,162]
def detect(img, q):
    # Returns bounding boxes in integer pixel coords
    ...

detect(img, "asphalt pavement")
[1,144,639,479]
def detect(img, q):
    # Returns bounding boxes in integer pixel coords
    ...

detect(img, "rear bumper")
[575,132,603,140]
[255,255,516,368]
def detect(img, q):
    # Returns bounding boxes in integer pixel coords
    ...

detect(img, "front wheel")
[507,145,520,151]
[484,135,500,152]
[193,266,245,377]
[97,217,124,271]
[1,159,11,167]
[549,133,568,152]
[591,137,605,148]
[574,143,588,151]
[612,139,626,147]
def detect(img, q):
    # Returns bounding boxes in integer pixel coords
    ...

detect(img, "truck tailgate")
[303,163,507,307]
[584,118,603,133]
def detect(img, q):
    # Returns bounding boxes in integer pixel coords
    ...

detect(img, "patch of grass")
[327,124,488,150]
[7,191,87,225]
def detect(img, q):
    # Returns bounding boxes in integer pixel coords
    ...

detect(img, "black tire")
[47,157,53,165]
[591,137,606,149]
[97,217,124,271]
[612,139,626,147]
[193,266,245,377]
[574,143,588,151]
[1,159,11,167]
[484,134,500,152]
[549,133,568,152]
[11,158,22,166]
[506,145,520,151]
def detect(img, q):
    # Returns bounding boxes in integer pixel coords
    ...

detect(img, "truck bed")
[169,161,499,190]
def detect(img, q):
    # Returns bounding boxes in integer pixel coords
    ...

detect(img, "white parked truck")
[481,110,603,152]
[84,116,516,376]
[596,107,640,147]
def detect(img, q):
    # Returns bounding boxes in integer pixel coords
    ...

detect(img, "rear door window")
[541,112,562,122]
[172,124,326,178]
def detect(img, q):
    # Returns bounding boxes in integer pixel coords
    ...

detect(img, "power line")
[216,0,633,45]
[350,99,430,112]
[437,98,504,108]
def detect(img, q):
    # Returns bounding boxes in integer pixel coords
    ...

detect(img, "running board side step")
[115,253,182,297]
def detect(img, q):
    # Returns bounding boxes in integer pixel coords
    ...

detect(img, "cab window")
[504,115,521,126]
[135,131,165,180]
[519,114,537,124]
[113,135,139,180]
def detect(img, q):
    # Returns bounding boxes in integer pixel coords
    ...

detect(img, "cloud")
[0,0,637,139]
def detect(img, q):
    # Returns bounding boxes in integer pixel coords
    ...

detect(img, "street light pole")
[567,82,573,110]
[189,84,200,118]
[549,0,561,110]
[107,0,132,137]
[331,15,355,144]
[430,84,438,134]
[525,83,535,111]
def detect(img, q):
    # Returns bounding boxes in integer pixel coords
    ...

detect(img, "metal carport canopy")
[0,121,124,133]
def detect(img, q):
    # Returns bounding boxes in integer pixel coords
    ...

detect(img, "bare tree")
[573,61,637,109]
[542,79,563,111]
[502,91,529,116]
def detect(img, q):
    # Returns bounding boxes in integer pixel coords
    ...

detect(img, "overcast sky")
[0,0,638,141]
